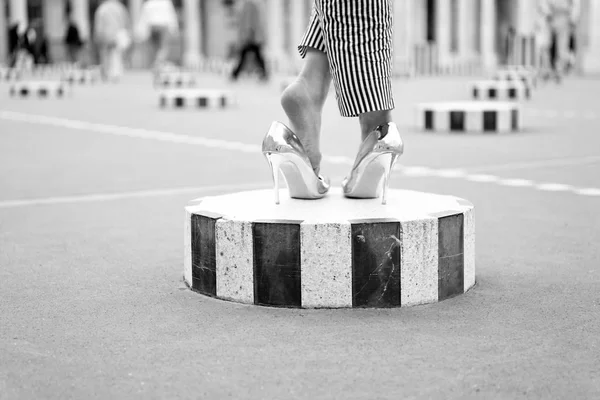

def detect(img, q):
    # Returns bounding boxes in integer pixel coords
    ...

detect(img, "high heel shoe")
[342,122,404,205]
[262,121,330,204]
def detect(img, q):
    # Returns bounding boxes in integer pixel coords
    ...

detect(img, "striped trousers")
[298,0,395,117]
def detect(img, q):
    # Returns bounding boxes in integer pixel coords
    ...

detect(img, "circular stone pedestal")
[417,101,521,133]
[184,188,475,309]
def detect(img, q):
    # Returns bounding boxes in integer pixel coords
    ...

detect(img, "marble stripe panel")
[191,213,222,296]
[253,221,302,307]
[350,219,401,308]
[183,208,193,287]
[216,219,254,304]
[463,208,476,292]
[497,109,511,132]
[300,222,352,308]
[434,110,449,131]
[465,110,481,131]
[437,213,465,300]
[400,217,438,306]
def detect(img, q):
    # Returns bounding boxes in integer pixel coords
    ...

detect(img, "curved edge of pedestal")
[183,195,475,309]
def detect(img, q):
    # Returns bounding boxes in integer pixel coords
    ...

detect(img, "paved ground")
[0,71,599,399]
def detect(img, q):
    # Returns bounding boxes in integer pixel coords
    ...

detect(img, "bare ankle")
[359,111,392,141]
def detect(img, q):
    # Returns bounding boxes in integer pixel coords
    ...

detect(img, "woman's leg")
[280,49,331,174]
[281,3,332,175]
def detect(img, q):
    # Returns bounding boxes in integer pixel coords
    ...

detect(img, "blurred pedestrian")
[230,0,268,81]
[64,14,84,64]
[94,0,131,82]
[135,0,179,72]
[539,0,580,81]
[534,15,552,80]
[566,26,577,73]
[8,22,22,67]
[23,19,51,65]
[500,23,516,66]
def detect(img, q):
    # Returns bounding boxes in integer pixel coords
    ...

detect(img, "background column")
[128,0,144,69]
[393,0,413,74]
[289,0,307,72]
[43,0,66,62]
[435,0,451,67]
[582,0,600,74]
[0,0,7,63]
[72,0,90,40]
[266,0,285,73]
[8,0,27,33]
[480,0,497,70]
[183,0,202,67]
[458,0,471,59]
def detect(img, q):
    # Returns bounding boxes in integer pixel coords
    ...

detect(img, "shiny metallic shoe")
[342,122,404,205]
[262,121,330,204]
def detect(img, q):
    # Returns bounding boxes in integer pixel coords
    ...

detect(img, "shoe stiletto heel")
[380,153,399,205]
[342,122,404,205]
[262,121,330,204]
[264,153,282,204]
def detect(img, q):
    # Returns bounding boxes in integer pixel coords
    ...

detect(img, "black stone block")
[449,111,465,132]
[191,214,221,296]
[351,221,401,307]
[511,109,519,131]
[424,110,433,130]
[483,111,497,132]
[438,213,464,301]
[253,222,302,307]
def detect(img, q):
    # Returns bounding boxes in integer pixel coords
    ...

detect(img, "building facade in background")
[1,0,600,75]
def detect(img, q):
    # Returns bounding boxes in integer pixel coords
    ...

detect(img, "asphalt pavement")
[0,71,599,399]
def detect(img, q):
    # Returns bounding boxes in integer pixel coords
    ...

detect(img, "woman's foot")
[281,78,323,175]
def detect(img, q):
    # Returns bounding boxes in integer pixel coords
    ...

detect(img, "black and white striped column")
[472,80,531,101]
[184,188,475,308]
[159,89,236,109]
[9,81,67,98]
[417,101,521,133]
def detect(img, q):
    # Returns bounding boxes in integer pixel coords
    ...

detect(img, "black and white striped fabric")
[159,89,235,109]
[184,189,475,309]
[472,80,530,101]
[9,81,67,98]
[298,0,394,117]
[418,102,520,133]
[154,71,198,88]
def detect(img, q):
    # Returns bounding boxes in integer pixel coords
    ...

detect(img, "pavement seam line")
[1,109,598,198]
